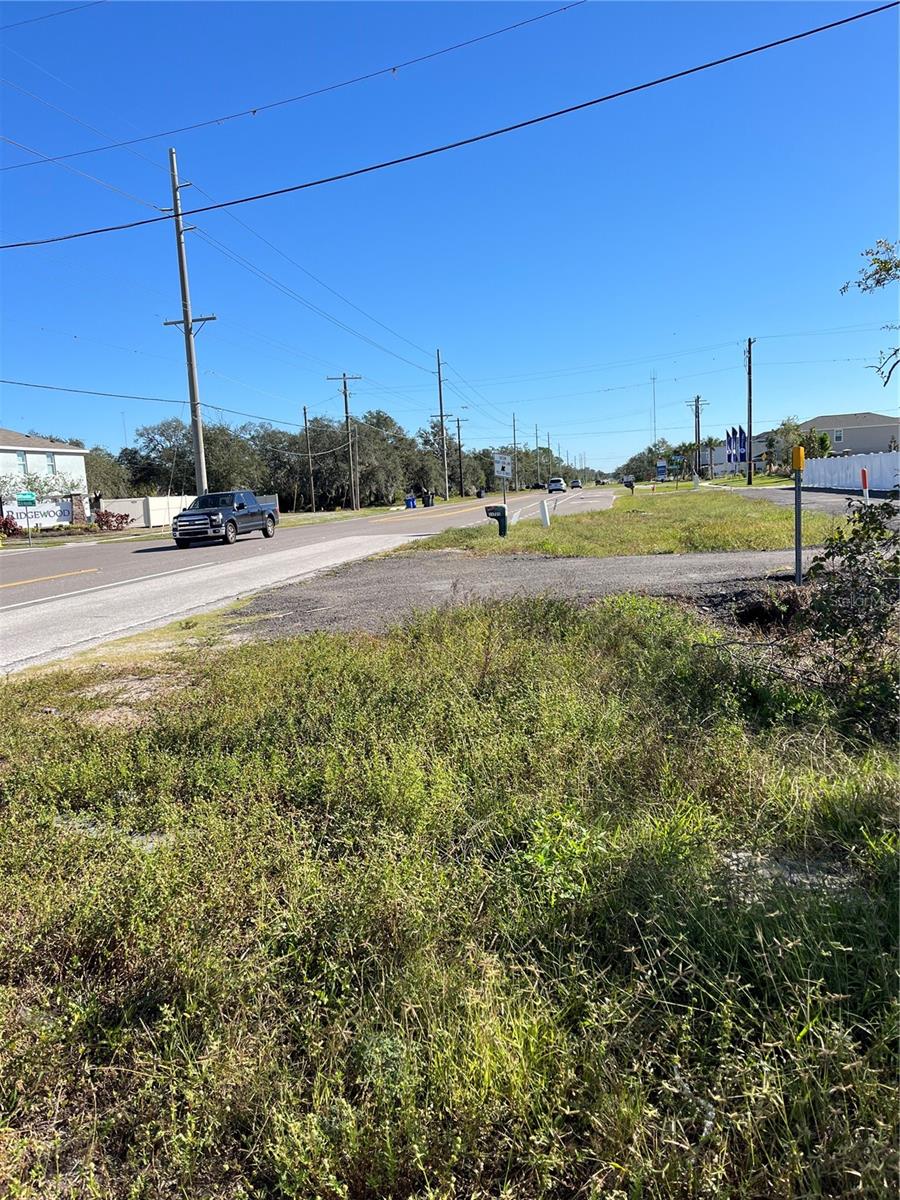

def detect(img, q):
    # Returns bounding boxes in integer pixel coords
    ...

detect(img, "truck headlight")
[210,513,223,524]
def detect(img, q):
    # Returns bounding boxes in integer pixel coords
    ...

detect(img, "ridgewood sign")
[2,497,74,527]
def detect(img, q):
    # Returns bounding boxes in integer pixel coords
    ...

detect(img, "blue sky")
[1,0,897,468]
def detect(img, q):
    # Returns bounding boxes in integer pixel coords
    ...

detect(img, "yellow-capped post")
[792,444,804,584]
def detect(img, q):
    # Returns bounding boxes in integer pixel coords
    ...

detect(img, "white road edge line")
[0,560,218,613]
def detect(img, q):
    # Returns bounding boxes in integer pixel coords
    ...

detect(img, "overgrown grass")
[0,597,896,1198]
[404,489,838,557]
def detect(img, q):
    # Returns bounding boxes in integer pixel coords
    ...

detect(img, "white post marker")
[861,467,870,504]
[539,499,551,528]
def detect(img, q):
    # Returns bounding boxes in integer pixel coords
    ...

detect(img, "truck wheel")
[262,515,275,538]
[223,521,237,545]
[174,539,190,549]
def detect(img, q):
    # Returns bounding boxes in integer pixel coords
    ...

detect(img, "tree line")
[32,415,596,510]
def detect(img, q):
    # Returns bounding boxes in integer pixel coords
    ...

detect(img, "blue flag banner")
[731,428,739,467]
[725,430,733,464]
[738,426,747,463]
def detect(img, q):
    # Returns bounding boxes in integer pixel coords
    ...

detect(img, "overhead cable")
[4,2,894,250]
[0,2,585,168]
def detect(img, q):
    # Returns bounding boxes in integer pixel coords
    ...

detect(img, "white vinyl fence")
[802,451,900,494]
[102,494,280,528]
[102,495,195,528]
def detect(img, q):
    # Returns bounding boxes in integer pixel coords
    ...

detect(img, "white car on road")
[547,477,567,493]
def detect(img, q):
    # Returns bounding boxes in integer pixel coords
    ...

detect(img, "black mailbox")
[485,503,508,537]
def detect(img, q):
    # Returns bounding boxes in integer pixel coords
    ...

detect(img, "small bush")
[94,509,135,532]
[0,513,25,536]
[805,498,899,735]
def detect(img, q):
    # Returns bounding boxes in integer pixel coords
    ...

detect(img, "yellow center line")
[0,567,98,590]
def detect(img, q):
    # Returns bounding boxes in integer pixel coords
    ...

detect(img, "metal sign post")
[493,452,512,505]
[792,446,804,585]
[15,491,36,547]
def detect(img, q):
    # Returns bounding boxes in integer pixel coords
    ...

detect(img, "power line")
[0,378,184,404]
[0,1,105,32]
[5,2,894,250]
[192,227,434,373]
[1,2,585,169]
[0,133,161,210]
[3,65,434,364]
[0,376,358,438]
[193,183,434,360]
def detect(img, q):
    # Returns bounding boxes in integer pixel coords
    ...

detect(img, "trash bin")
[476,488,486,499]
[405,495,416,509]
[423,491,434,508]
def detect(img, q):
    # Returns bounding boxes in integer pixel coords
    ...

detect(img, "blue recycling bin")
[405,496,416,509]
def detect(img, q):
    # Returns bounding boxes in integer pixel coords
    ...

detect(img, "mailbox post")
[485,503,508,537]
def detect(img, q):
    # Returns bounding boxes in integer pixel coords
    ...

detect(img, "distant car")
[570,478,583,489]
[547,477,567,494]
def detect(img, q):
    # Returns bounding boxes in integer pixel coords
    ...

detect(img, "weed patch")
[0,597,895,1197]
[403,489,839,557]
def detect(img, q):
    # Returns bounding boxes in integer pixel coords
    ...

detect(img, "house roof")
[0,428,85,452]
[799,412,899,430]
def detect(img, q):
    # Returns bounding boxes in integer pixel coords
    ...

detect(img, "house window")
[16,451,26,473]
[833,429,844,444]
[46,452,56,473]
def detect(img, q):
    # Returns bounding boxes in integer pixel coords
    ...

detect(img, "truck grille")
[175,515,212,532]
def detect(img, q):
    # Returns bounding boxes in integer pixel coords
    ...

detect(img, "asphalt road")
[714,484,866,518]
[0,488,608,671]
[245,547,820,639]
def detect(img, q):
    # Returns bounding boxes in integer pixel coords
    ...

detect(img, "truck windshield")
[189,494,234,509]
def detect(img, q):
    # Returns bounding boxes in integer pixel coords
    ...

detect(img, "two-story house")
[0,428,90,526]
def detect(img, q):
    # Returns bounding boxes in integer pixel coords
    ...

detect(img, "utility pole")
[547,432,552,475]
[746,336,756,486]
[303,404,315,514]
[455,414,466,496]
[327,373,362,509]
[685,394,707,477]
[512,412,519,491]
[435,349,450,501]
[651,372,657,446]
[535,422,541,485]
[352,425,360,509]
[163,147,216,496]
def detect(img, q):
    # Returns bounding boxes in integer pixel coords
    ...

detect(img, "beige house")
[796,411,899,455]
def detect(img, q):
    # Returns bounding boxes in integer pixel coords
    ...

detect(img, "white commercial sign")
[493,453,513,479]
[2,496,73,528]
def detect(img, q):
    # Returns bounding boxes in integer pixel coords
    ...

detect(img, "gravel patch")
[242,548,819,638]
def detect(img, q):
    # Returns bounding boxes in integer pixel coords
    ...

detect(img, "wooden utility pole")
[455,414,466,496]
[535,422,541,485]
[746,337,756,486]
[435,349,450,500]
[327,373,361,509]
[163,147,215,495]
[303,404,316,513]
[352,425,360,509]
